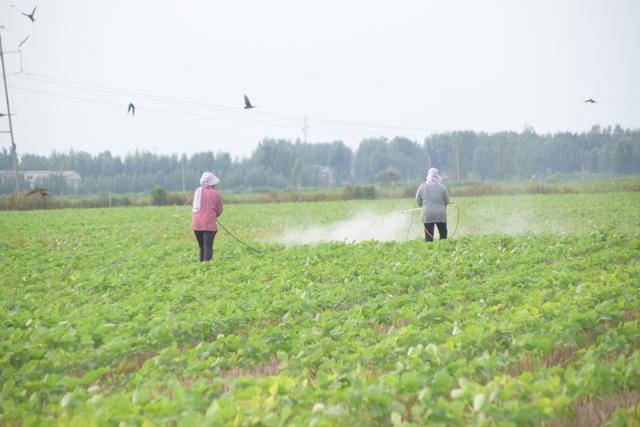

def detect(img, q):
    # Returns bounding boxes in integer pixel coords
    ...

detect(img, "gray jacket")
[416,182,449,223]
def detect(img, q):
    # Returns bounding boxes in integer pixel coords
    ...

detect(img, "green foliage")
[150,186,168,205]
[377,167,402,186]
[342,184,377,199]
[3,127,640,196]
[1,193,639,425]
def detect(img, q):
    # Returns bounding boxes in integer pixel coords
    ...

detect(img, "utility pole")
[0,27,20,195]
[455,140,460,182]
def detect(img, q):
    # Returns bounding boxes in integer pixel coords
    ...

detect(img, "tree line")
[1,125,639,195]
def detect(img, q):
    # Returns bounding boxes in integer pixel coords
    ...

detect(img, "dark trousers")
[194,230,217,261]
[424,222,447,242]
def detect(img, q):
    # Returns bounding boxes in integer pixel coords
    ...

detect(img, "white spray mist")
[272,211,418,245]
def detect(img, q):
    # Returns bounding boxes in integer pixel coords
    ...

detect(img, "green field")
[1,193,640,426]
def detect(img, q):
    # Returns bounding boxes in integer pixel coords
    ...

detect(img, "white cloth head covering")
[193,172,220,212]
[426,168,442,185]
[200,172,220,187]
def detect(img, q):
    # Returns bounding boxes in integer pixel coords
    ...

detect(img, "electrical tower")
[0,26,20,195]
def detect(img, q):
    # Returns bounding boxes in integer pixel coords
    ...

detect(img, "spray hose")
[216,219,262,254]
[411,202,461,240]
[450,202,461,237]
[184,193,261,254]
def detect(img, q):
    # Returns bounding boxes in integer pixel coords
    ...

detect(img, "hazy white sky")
[1,1,639,158]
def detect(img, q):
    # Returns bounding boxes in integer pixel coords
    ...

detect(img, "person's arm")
[416,184,423,206]
[213,191,223,217]
[443,186,450,205]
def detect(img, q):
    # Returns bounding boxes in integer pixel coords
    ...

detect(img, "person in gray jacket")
[416,168,450,241]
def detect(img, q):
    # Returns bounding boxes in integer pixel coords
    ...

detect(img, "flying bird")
[127,103,135,116]
[243,95,256,109]
[583,98,597,104]
[12,5,36,22]
[18,36,30,48]
[26,186,49,197]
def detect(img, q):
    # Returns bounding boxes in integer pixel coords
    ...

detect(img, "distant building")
[0,170,82,189]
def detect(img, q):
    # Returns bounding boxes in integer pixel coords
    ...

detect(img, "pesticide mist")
[270,196,561,246]
[273,211,418,245]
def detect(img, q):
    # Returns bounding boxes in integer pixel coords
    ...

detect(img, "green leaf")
[473,393,485,412]
[206,398,237,421]
[391,411,402,426]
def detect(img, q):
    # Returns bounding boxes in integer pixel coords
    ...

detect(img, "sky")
[1,0,639,158]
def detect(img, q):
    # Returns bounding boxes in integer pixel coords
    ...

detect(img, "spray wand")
[216,219,262,254]
[185,193,261,255]
[402,203,461,239]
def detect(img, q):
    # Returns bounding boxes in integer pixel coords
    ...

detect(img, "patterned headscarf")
[200,172,220,187]
[426,168,442,185]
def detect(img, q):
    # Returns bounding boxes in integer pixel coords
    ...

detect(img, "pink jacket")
[191,187,223,231]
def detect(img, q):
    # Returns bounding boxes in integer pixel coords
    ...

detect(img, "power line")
[8,85,301,127]
[15,72,243,114]
[7,85,443,136]
[9,71,449,134]
[10,71,640,138]
[13,72,303,121]
[4,85,368,134]
[9,85,124,108]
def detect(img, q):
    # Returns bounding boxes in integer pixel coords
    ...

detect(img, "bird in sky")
[12,5,36,22]
[127,103,135,116]
[244,95,256,109]
[583,98,597,104]
[18,36,30,48]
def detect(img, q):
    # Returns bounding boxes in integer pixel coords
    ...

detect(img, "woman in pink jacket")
[192,172,223,261]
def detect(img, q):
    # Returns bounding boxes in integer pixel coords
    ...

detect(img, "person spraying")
[415,168,450,241]
[192,172,223,261]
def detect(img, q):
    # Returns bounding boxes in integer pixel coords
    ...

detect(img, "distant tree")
[20,153,50,170]
[0,148,14,170]
[377,167,401,186]
[150,186,168,205]
[353,138,389,182]
[328,141,353,184]
[472,140,497,180]
[2,127,639,196]
[388,137,425,181]
[291,160,321,187]
[424,135,453,172]
[253,139,297,179]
